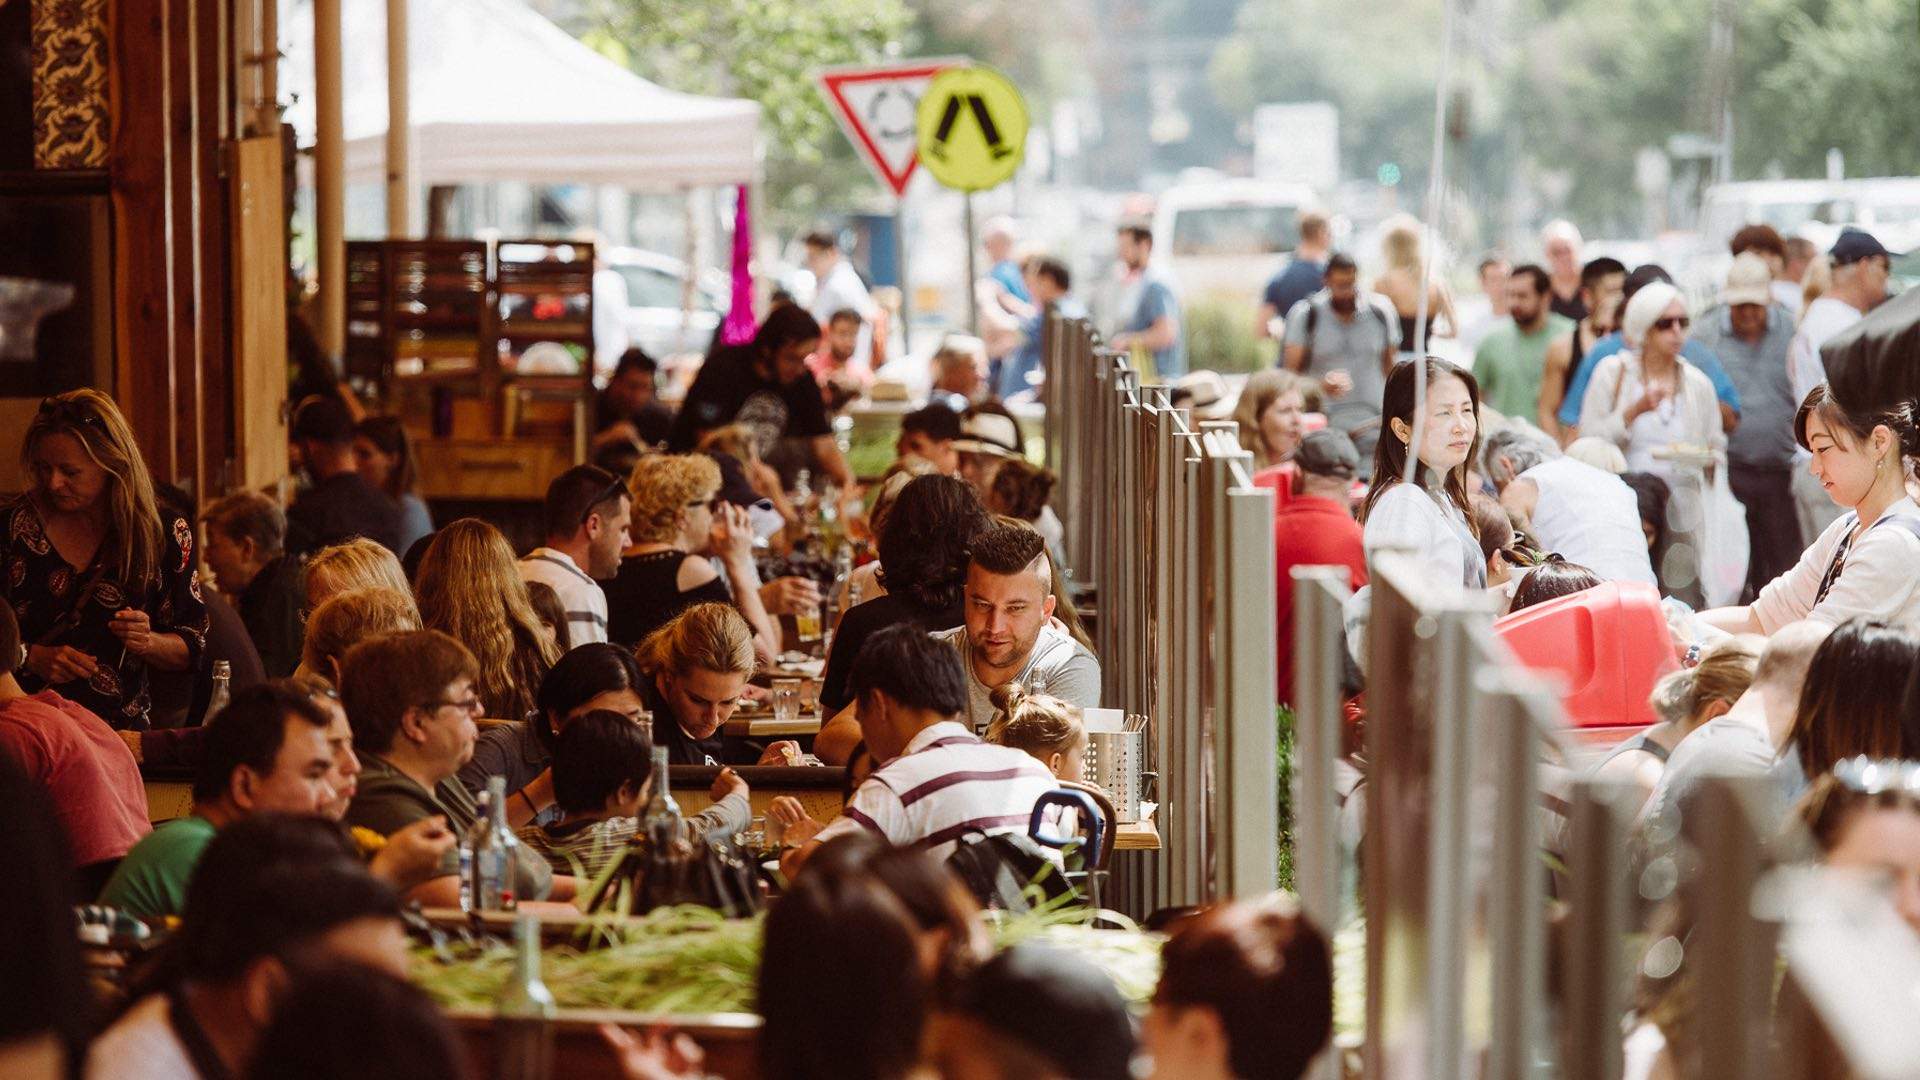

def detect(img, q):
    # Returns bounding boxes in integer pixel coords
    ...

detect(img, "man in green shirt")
[98,683,337,921]
[1472,264,1573,421]
[340,629,568,907]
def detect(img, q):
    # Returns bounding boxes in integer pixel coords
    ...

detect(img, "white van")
[1150,178,1320,313]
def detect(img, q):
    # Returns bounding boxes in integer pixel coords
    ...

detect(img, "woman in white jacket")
[1361,356,1486,590]
[1699,387,1920,635]
[1579,283,1724,604]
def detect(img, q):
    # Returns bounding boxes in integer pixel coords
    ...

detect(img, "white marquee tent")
[283,0,761,189]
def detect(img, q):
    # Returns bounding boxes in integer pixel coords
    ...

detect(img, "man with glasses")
[1787,229,1895,540]
[517,466,631,647]
[340,630,569,907]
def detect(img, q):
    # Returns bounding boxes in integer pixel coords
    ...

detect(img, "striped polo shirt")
[517,548,609,645]
[814,721,1060,863]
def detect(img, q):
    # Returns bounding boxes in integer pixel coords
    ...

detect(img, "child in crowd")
[985,686,1087,783]
[517,710,749,879]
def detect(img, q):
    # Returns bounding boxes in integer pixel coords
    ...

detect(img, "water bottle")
[205,660,231,721]
[468,776,519,912]
[493,914,556,1080]
[641,748,683,850]
[458,791,489,913]
[638,748,688,909]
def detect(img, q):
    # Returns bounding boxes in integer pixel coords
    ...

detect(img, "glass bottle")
[493,914,555,1080]
[469,776,519,912]
[205,660,232,720]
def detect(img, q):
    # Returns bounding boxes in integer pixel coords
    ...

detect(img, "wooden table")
[445,1006,761,1080]
[1113,820,1161,851]
[722,712,823,739]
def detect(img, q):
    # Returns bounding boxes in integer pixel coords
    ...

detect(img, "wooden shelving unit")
[345,238,595,500]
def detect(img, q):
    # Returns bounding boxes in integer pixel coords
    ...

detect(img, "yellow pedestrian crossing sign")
[915,65,1028,192]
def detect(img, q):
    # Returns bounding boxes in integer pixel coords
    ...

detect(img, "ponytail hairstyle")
[637,601,756,682]
[1793,386,1920,475]
[24,389,165,587]
[984,684,1084,761]
[1361,357,1482,523]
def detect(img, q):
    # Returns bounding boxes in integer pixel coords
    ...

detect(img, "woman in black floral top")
[3,391,207,729]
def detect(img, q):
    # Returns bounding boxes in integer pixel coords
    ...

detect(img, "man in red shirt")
[1275,430,1369,706]
[0,601,149,891]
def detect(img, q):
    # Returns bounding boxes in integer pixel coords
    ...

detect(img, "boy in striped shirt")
[782,624,1057,877]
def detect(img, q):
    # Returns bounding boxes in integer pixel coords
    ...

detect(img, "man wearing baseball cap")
[1273,430,1368,705]
[1788,227,1893,539]
[1694,252,1802,593]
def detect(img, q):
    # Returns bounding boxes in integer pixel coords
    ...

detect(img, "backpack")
[1301,292,1393,356]
[586,829,763,918]
[945,831,1077,913]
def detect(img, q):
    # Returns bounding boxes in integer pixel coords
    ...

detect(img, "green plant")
[1184,297,1270,376]
[1277,704,1296,892]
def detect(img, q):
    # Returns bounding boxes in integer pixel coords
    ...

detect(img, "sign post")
[817,59,965,355]
[915,65,1029,342]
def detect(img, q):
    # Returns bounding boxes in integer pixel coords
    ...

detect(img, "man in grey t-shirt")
[1282,252,1399,456]
[932,523,1101,734]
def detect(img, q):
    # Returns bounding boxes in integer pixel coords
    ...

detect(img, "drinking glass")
[772,680,801,725]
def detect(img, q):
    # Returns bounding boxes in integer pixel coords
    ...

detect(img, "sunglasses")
[36,396,106,429]
[582,477,630,524]
[1652,316,1691,333]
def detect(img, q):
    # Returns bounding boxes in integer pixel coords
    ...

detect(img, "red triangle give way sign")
[816,59,965,198]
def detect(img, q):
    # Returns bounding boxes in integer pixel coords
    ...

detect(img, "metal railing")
[1043,314,1276,915]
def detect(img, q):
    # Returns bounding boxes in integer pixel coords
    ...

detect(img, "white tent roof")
[283,0,760,188]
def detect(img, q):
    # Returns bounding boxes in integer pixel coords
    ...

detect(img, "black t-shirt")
[602,550,734,648]
[595,392,675,449]
[642,678,756,766]
[818,591,967,713]
[1550,289,1588,324]
[236,554,307,678]
[666,345,832,453]
[286,471,403,555]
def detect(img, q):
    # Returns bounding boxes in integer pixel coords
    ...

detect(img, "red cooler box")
[1493,580,1677,731]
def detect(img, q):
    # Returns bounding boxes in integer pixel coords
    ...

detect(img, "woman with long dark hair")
[2,390,207,728]
[1360,357,1487,591]
[1786,618,1919,782]
[353,417,434,555]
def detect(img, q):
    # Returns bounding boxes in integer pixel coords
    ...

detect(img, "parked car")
[605,247,728,364]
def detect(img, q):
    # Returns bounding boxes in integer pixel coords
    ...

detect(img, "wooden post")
[385,0,412,236]
[313,0,346,361]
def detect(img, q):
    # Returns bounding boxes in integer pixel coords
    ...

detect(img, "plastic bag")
[1698,464,1750,609]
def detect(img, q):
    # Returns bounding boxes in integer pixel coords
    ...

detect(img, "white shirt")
[1577,352,1724,482]
[1788,295,1863,411]
[932,623,1102,734]
[517,548,609,645]
[809,258,876,366]
[1363,482,1484,590]
[813,721,1060,863]
[1520,457,1659,585]
[1771,279,1803,320]
[1751,497,1920,633]
[86,994,199,1080]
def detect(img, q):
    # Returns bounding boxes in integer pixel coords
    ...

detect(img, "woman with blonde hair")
[2,390,207,727]
[1591,635,1761,813]
[296,587,423,687]
[698,423,797,527]
[638,602,793,766]
[1372,213,1457,353]
[414,518,559,722]
[303,537,417,614]
[604,453,779,659]
[1232,368,1319,474]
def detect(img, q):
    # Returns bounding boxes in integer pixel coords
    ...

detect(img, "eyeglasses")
[423,695,484,717]
[1652,316,1691,333]
[1832,756,1920,797]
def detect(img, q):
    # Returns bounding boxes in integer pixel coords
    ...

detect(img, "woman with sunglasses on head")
[1360,357,1487,591]
[3,391,208,730]
[1577,284,1724,605]
[1695,391,1920,637]
[602,454,778,659]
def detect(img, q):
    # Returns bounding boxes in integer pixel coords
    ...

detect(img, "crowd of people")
[3,199,1909,1078]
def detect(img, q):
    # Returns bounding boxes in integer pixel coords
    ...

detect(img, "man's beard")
[1330,296,1356,315]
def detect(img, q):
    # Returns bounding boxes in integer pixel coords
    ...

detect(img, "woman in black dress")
[603,453,779,656]
[4,391,207,729]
